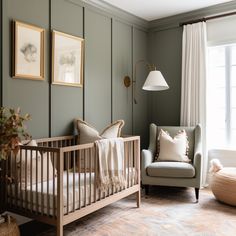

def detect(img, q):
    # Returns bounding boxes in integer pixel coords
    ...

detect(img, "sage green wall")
[133,28,149,148]
[0,0,2,106]
[148,27,182,126]
[84,8,112,132]
[147,1,236,127]
[112,20,133,134]
[2,0,50,138]
[51,0,83,136]
[1,0,148,146]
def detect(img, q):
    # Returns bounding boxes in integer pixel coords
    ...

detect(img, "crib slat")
[30,150,33,213]
[84,149,87,207]
[131,141,134,186]
[127,142,130,189]
[41,150,44,215]
[57,149,64,236]
[4,159,7,208]
[67,152,69,214]
[25,149,28,210]
[47,151,50,216]
[14,152,18,207]
[73,151,75,212]
[130,141,133,186]
[124,142,127,190]
[78,150,81,209]
[20,150,23,209]
[89,148,92,205]
[8,156,11,207]
[9,156,13,206]
[94,146,97,203]
[36,150,39,214]
[98,146,101,200]
[136,138,141,207]
[134,141,136,185]
[53,152,56,218]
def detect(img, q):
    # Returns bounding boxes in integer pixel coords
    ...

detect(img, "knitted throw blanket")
[95,138,126,192]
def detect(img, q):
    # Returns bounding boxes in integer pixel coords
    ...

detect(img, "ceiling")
[101,0,233,21]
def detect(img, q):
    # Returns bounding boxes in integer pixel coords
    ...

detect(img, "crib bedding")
[8,168,137,215]
[8,171,93,214]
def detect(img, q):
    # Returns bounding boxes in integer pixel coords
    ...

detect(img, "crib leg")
[136,190,141,208]
[57,224,63,236]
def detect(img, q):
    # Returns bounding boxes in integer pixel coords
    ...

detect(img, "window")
[207,44,236,149]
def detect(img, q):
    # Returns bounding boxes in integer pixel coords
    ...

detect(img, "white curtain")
[180,22,207,185]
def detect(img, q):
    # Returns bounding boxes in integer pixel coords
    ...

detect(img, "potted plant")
[0,107,31,160]
[0,107,31,218]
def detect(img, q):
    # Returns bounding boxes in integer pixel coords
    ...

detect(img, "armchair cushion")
[147,162,195,178]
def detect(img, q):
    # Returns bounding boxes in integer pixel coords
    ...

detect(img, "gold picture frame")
[13,21,45,80]
[52,30,84,87]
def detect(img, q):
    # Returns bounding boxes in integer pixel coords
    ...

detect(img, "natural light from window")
[207,44,236,150]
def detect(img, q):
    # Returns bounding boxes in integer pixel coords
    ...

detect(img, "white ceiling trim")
[71,0,236,31]
[101,0,233,21]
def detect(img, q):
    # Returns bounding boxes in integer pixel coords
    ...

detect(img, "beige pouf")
[0,216,20,236]
[210,167,236,206]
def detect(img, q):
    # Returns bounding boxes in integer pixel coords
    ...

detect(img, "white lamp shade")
[142,70,169,91]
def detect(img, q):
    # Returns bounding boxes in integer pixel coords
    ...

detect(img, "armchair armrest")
[193,124,202,180]
[141,149,154,177]
[193,152,202,170]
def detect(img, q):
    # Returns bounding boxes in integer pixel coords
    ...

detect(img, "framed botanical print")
[13,21,45,80]
[52,30,84,87]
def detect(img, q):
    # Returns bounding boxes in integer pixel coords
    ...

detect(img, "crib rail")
[5,135,140,228]
[36,135,77,148]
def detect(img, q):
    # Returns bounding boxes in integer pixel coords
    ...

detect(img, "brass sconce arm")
[133,60,154,104]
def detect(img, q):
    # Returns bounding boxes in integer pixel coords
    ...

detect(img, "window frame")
[207,44,236,149]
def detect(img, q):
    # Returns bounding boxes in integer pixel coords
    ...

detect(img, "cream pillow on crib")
[16,139,38,163]
[76,119,125,144]
[16,140,55,188]
[157,129,190,162]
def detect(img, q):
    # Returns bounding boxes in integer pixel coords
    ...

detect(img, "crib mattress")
[8,168,136,215]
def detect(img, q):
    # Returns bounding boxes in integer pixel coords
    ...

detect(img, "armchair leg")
[144,185,149,195]
[195,188,199,202]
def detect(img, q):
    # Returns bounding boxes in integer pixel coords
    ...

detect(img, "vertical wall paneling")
[111,18,113,123]
[131,26,134,135]
[51,0,83,136]
[0,0,2,106]
[112,20,132,134]
[1,0,151,142]
[2,0,50,138]
[83,6,85,120]
[49,0,52,137]
[0,0,3,213]
[84,8,112,131]
[133,28,149,148]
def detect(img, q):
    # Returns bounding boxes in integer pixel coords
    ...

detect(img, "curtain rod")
[179,11,236,27]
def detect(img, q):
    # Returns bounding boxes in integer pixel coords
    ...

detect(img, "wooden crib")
[3,135,140,236]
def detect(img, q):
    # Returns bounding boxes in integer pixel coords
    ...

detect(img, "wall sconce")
[133,60,169,103]
[123,75,131,88]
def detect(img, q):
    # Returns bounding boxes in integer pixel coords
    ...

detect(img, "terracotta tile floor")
[20,187,236,236]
